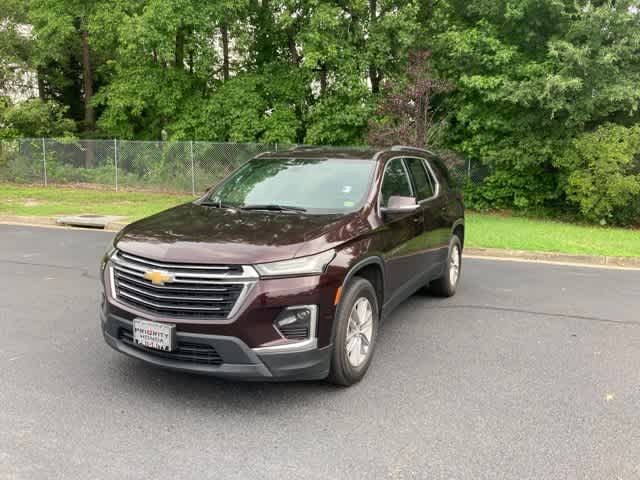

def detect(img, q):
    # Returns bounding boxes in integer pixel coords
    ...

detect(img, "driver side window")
[380,158,413,207]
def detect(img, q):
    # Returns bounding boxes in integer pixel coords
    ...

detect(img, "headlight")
[100,237,117,275]
[106,237,117,258]
[254,249,335,278]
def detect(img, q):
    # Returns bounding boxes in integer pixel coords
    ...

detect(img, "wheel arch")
[452,219,465,249]
[340,256,385,312]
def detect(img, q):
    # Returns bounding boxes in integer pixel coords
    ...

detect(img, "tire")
[328,277,379,386]
[429,235,462,297]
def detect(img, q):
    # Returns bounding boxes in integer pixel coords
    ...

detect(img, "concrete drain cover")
[56,214,125,229]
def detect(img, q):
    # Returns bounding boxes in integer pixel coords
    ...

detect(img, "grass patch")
[466,213,640,258]
[1,184,638,257]
[0,184,194,221]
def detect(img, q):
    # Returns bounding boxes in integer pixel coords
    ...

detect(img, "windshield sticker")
[343,200,355,207]
[342,185,352,193]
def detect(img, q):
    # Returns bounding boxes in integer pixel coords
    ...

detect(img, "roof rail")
[390,145,436,155]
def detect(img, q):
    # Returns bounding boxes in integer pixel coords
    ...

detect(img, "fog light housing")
[274,305,318,340]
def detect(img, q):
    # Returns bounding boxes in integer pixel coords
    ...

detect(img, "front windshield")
[205,157,376,213]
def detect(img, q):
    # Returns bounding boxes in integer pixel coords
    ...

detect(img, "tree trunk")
[368,0,380,93]
[175,28,185,68]
[287,30,300,66]
[369,67,380,94]
[415,96,427,148]
[319,64,327,96]
[81,29,95,130]
[37,66,46,100]
[221,23,230,81]
[81,28,96,168]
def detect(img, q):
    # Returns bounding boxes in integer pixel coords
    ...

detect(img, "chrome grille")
[109,250,256,319]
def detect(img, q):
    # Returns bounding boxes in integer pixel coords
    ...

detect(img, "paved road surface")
[1,224,639,479]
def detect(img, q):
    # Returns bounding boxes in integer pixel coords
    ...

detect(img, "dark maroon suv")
[100,146,464,385]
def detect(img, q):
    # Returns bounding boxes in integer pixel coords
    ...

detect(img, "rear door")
[423,156,456,261]
[404,157,449,278]
[378,157,425,300]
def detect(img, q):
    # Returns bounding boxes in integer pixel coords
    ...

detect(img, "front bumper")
[102,312,332,381]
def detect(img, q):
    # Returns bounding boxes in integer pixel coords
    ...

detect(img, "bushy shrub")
[462,166,561,213]
[555,124,640,226]
[0,140,44,183]
[1,99,75,138]
[46,163,119,185]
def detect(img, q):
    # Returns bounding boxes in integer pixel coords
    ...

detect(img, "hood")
[115,203,369,265]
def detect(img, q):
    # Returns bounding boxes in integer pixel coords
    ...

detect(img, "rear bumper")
[102,312,331,381]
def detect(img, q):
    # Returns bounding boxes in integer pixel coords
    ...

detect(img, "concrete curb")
[105,221,130,231]
[0,214,129,232]
[465,247,640,269]
[0,215,58,227]
[1,215,639,269]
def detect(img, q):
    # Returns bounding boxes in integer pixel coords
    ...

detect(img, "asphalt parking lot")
[1,224,639,480]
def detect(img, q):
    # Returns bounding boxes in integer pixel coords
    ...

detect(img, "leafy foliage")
[1,99,75,138]
[2,0,640,223]
[556,124,640,225]
[430,0,640,224]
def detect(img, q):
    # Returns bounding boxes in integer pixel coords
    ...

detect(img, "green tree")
[2,0,639,224]
[556,124,640,225]
[433,0,640,217]
[0,0,33,100]
[30,0,106,133]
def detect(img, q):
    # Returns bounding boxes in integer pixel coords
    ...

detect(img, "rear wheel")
[328,277,379,386]
[429,235,462,297]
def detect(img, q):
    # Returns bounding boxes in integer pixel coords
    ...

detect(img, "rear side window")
[380,158,412,207]
[405,157,435,201]
[428,156,452,189]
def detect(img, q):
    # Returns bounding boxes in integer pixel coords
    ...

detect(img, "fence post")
[190,140,195,195]
[467,157,471,180]
[275,143,278,152]
[114,139,119,192]
[41,138,47,186]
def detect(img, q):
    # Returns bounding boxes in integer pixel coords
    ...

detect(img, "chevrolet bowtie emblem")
[143,270,174,286]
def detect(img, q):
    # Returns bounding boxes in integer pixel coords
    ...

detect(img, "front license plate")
[132,319,176,351]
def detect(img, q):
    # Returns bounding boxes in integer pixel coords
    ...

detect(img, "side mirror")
[380,195,419,217]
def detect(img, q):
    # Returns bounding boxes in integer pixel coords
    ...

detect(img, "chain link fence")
[0,139,475,194]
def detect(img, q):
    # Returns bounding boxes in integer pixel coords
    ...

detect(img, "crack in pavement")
[0,258,97,278]
[426,304,638,327]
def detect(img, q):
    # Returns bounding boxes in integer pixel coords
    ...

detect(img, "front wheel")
[328,277,379,386]
[429,235,462,297]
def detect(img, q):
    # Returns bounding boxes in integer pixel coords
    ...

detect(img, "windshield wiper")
[199,200,236,209]
[240,204,307,213]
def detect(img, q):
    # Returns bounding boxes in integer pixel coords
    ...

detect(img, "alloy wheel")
[449,244,460,287]
[345,297,374,368]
